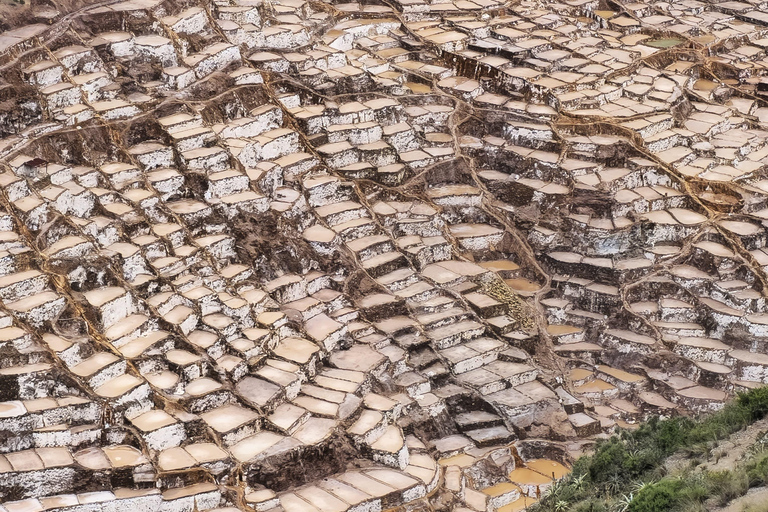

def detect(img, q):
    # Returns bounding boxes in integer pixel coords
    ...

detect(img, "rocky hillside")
[535,387,768,512]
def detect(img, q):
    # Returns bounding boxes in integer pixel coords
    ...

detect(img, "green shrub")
[588,439,629,484]
[645,416,691,453]
[745,449,768,486]
[627,479,682,512]
[737,387,768,421]
[677,473,708,505]
[678,501,707,512]
[706,469,749,506]
[569,498,610,512]
[688,403,750,444]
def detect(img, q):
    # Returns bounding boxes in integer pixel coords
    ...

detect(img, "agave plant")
[632,480,655,493]
[605,473,626,496]
[748,432,768,456]
[615,492,634,512]
[571,473,587,490]
[544,479,567,498]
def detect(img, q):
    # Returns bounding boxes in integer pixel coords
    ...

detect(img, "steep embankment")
[534,387,768,512]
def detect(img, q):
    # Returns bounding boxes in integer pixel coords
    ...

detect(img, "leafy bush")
[706,470,749,505]
[745,449,768,486]
[587,439,628,484]
[569,498,609,512]
[627,479,682,512]
[687,403,750,445]
[738,387,768,421]
[633,416,692,453]
[676,473,708,506]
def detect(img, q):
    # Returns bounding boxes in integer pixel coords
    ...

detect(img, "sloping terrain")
[537,388,768,511]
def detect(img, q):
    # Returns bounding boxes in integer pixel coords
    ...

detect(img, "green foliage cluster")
[626,479,682,512]
[745,447,768,486]
[534,387,768,512]
[707,469,750,506]
[623,468,752,512]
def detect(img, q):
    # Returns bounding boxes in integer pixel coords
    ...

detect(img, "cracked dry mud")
[1,0,768,510]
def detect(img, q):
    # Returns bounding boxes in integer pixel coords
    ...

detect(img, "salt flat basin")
[505,278,541,293]
[509,467,552,486]
[693,79,718,92]
[525,459,569,480]
[570,368,593,381]
[103,445,147,467]
[677,385,727,401]
[145,371,179,390]
[645,38,683,48]
[597,365,645,384]
[438,453,477,468]
[718,220,762,236]
[0,400,26,418]
[479,260,521,272]
[546,324,581,336]
[501,495,540,511]
[574,379,616,393]
[158,447,195,471]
